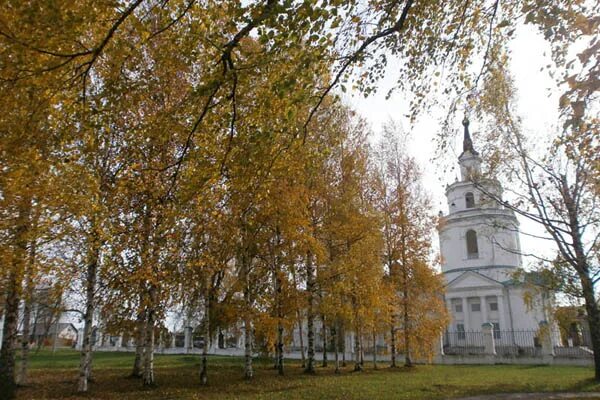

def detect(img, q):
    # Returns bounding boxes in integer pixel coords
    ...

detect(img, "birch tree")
[375,124,449,367]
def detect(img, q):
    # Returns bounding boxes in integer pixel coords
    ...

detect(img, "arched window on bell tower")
[465,192,475,209]
[466,229,479,259]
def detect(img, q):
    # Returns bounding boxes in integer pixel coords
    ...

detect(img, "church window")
[466,229,479,258]
[471,302,481,312]
[455,303,463,313]
[465,192,475,208]
[490,302,498,311]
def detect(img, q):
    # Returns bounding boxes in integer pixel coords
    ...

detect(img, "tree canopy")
[0,0,598,398]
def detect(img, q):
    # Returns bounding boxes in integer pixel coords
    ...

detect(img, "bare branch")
[303,0,415,140]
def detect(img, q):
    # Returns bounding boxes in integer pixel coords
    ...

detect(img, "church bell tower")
[437,118,545,333]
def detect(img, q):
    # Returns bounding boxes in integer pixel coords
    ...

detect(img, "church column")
[497,295,506,331]
[481,296,488,324]
[462,298,469,330]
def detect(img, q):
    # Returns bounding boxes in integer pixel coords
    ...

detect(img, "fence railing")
[444,329,595,359]
[559,329,593,348]
[443,331,486,356]
[494,330,541,357]
[444,330,542,357]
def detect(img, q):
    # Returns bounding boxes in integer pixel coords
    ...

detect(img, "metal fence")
[560,328,593,348]
[494,330,541,357]
[444,329,595,359]
[443,331,486,355]
[555,328,594,358]
[443,330,542,357]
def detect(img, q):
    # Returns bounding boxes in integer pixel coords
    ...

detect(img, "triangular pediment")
[446,271,503,290]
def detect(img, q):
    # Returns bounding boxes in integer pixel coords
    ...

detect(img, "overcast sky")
[346,24,559,270]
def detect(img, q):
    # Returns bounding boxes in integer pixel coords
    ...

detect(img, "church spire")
[462,116,478,155]
[458,116,482,181]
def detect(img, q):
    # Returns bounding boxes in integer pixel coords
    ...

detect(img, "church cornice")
[444,268,525,290]
[446,270,503,289]
[439,209,519,232]
[443,265,519,274]
[445,178,501,194]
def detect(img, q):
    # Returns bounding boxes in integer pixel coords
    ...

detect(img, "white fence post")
[482,323,496,356]
[184,326,192,353]
[539,321,555,356]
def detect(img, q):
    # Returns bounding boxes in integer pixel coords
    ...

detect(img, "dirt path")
[454,393,600,400]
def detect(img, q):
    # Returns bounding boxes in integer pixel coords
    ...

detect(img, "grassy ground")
[14,350,600,399]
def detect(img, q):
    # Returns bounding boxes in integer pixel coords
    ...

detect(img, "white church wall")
[506,288,548,331]
[440,215,521,273]
[458,153,482,181]
[445,180,503,213]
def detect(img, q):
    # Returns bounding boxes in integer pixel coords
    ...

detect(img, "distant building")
[0,284,76,350]
[555,306,592,347]
[438,118,550,338]
[32,322,79,348]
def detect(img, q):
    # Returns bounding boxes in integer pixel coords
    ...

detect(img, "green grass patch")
[15,350,600,399]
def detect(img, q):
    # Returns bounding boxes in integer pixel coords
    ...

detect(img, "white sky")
[346,25,559,270]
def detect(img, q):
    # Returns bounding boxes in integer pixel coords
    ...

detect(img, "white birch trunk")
[77,240,100,393]
[304,252,315,373]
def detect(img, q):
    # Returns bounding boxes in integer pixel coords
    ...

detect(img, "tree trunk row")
[0,203,31,399]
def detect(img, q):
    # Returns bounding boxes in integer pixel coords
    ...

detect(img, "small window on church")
[466,229,479,259]
[471,302,481,312]
[465,192,475,208]
[490,302,498,311]
[455,303,463,313]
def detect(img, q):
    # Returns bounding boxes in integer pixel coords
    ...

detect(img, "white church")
[438,118,550,337]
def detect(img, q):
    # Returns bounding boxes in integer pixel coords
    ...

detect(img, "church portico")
[445,273,506,332]
[447,293,505,330]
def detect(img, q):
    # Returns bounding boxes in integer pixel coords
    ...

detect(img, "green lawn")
[15,350,600,399]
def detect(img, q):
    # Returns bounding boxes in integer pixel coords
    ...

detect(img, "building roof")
[446,270,504,290]
[33,322,78,336]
